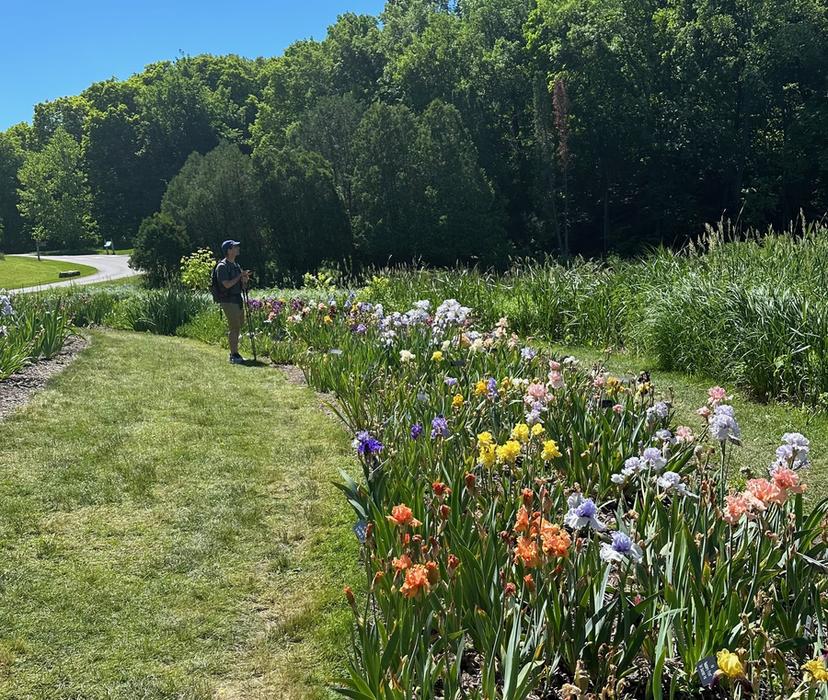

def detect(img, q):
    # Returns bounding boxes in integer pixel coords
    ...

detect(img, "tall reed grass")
[363,219,828,405]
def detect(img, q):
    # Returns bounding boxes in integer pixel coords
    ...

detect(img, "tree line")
[1,0,826,282]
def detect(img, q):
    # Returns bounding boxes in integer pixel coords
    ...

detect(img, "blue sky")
[0,0,386,131]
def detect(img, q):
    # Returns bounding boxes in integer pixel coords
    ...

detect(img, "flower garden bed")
[251,295,828,699]
[0,291,74,381]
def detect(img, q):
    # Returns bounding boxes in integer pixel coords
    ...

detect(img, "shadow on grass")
[240,359,271,368]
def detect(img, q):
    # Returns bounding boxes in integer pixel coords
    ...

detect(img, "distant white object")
[104,240,113,254]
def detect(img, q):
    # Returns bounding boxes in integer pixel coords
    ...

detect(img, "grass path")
[555,345,828,502]
[0,330,361,699]
[0,256,97,289]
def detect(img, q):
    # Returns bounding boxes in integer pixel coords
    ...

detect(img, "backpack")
[210,263,229,303]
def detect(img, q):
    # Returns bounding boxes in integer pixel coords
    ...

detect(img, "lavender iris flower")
[710,405,741,444]
[655,429,674,444]
[656,471,695,497]
[431,415,449,439]
[646,401,669,424]
[611,456,645,484]
[0,294,12,317]
[600,532,643,564]
[770,432,810,472]
[525,408,542,425]
[410,423,424,440]
[641,447,667,470]
[564,493,606,531]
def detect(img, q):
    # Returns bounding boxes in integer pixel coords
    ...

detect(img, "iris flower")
[564,493,606,531]
[600,532,643,564]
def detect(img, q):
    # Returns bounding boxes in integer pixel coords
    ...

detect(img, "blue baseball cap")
[221,240,241,253]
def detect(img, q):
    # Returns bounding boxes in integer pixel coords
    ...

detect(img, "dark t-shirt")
[216,259,242,303]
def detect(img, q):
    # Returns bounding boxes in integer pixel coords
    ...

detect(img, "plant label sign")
[353,519,368,544]
[696,656,718,687]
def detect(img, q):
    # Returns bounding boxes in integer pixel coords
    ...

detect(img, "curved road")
[11,254,141,294]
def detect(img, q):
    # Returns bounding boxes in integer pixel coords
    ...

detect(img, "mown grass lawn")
[0,256,98,290]
[555,345,828,502]
[0,330,361,699]
[70,274,144,291]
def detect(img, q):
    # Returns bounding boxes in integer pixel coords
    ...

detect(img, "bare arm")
[218,266,249,289]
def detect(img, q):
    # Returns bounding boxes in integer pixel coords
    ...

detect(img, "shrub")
[180,248,216,292]
[130,213,191,287]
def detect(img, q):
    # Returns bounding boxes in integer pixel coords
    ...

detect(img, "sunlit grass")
[0,330,361,699]
[0,255,97,290]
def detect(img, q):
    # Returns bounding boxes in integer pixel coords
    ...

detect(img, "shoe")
[230,353,246,364]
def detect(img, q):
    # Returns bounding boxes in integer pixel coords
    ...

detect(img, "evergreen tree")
[351,102,424,264]
[130,212,190,286]
[414,100,507,265]
[255,145,352,281]
[160,142,266,274]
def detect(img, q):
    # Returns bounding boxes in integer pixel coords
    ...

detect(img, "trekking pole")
[242,286,257,362]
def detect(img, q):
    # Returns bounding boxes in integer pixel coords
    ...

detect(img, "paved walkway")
[12,254,140,293]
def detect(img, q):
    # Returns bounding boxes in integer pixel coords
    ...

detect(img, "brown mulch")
[0,334,90,421]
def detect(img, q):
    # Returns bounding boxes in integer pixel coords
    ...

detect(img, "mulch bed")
[0,334,90,421]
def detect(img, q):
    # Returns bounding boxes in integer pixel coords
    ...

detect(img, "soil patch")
[276,363,307,386]
[0,334,90,421]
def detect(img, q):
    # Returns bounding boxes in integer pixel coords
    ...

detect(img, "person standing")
[215,240,250,364]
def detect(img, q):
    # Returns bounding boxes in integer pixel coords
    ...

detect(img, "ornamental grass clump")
[261,293,828,698]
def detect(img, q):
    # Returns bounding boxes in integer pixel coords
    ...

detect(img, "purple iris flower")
[353,431,383,457]
[431,415,450,439]
[564,493,606,531]
[410,423,424,440]
[577,499,597,518]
